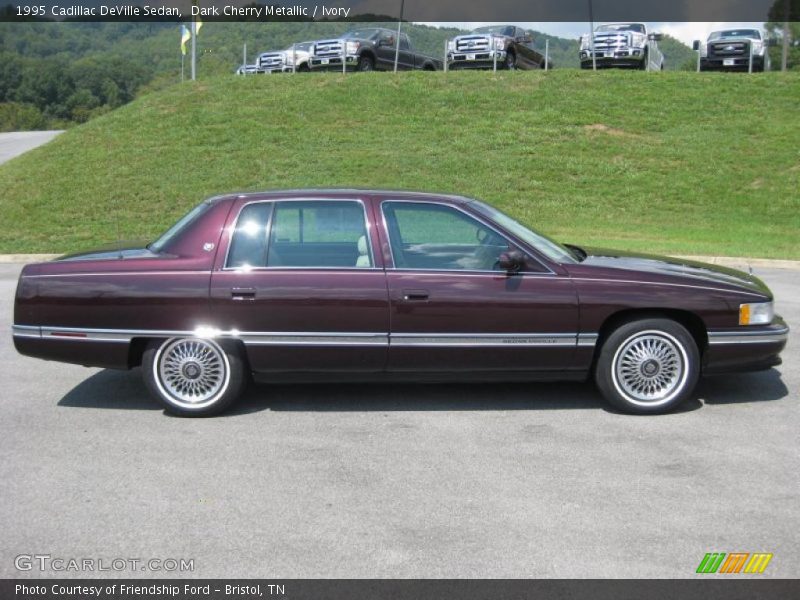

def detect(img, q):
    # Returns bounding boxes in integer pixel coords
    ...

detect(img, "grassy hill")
[0,70,798,258]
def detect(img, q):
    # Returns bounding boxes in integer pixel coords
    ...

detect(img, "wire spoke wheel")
[611,331,688,406]
[154,338,230,409]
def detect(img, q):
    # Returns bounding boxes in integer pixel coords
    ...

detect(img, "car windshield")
[342,29,380,40]
[473,26,515,36]
[286,42,312,51]
[596,24,646,33]
[468,200,578,264]
[709,30,761,40]
[148,201,211,253]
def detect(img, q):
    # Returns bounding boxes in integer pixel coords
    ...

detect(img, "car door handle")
[402,289,429,302]
[231,288,256,301]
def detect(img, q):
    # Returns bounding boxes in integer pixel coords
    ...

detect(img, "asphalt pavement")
[0,131,63,165]
[0,263,797,578]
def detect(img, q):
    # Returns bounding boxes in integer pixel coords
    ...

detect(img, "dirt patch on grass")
[584,123,642,139]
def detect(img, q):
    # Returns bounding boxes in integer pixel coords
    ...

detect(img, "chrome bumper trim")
[708,327,789,345]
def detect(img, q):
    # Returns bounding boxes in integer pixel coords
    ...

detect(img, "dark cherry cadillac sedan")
[13,190,788,416]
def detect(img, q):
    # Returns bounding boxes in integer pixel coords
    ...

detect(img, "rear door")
[209,196,389,373]
[378,198,580,373]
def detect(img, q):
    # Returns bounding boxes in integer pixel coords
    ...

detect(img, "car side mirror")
[692,40,701,51]
[382,36,395,47]
[648,33,663,42]
[766,37,779,47]
[498,250,525,273]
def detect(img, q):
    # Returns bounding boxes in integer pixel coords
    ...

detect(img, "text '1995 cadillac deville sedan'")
[13,190,788,416]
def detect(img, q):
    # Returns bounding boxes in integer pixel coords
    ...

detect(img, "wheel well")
[127,337,250,371]
[359,50,375,63]
[423,62,436,71]
[592,308,708,366]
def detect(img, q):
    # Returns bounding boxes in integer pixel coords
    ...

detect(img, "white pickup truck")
[579,23,664,70]
[693,29,772,72]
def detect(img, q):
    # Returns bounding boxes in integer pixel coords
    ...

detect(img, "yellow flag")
[180,25,191,56]
[195,17,203,36]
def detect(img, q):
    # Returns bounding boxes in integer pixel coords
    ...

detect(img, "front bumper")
[448,50,507,69]
[703,319,789,374]
[700,55,765,71]
[580,49,645,68]
[309,54,359,70]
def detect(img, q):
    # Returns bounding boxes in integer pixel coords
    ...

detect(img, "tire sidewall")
[143,338,246,417]
[595,318,700,414]
[357,55,374,71]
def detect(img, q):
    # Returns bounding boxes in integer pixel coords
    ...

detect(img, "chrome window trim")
[379,199,555,276]
[222,197,376,272]
[23,271,211,278]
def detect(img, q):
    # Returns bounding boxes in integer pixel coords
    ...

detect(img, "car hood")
[56,241,157,262]
[575,247,771,297]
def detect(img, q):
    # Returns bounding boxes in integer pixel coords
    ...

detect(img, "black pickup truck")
[308,28,441,72]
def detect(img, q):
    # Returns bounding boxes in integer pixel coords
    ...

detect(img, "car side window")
[266,200,372,269]
[226,202,272,269]
[382,202,512,271]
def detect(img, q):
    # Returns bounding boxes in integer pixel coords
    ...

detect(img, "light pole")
[393,0,404,73]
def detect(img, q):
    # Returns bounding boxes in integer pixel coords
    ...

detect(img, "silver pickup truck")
[256,42,313,73]
[580,22,664,70]
[694,29,772,72]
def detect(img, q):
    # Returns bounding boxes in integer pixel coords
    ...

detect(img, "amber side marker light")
[739,302,774,326]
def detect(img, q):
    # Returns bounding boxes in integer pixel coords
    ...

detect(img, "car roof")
[205,189,474,205]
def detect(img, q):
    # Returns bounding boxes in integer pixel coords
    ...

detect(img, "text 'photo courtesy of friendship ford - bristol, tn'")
[12,190,789,417]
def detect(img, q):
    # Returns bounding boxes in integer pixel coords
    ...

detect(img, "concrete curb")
[1,253,799,270]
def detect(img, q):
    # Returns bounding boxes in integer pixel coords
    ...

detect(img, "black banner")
[1,0,793,23]
[2,580,800,600]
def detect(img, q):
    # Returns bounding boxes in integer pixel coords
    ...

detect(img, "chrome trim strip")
[708,327,789,345]
[391,333,579,348]
[12,325,41,339]
[242,333,388,346]
[570,277,767,298]
[15,325,601,348]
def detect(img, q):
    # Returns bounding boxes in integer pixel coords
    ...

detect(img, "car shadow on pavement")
[696,370,789,405]
[57,367,788,415]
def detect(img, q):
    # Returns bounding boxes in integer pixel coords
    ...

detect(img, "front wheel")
[357,55,374,72]
[143,337,247,417]
[504,52,516,70]
[594,318,699,414]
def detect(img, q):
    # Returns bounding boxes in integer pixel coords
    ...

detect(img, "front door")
[378,199,579,373]
[209,197,389,373]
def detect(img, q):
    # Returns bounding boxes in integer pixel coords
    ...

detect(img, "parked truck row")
[236,24,775,75]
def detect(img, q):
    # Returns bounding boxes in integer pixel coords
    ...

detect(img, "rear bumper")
[703,320,789,374]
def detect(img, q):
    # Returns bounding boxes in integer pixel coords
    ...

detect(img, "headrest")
[358,235,368,255]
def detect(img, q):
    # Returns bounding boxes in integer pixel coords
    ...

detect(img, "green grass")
[0,70,798,258]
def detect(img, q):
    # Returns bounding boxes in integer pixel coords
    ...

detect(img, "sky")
[417,22,765,45]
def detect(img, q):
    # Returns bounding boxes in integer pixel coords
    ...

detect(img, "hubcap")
[155,338,229,408]
[612,331,687,405]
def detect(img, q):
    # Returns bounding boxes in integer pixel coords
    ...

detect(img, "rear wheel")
[143,337,246,417]
[594,318,699,414]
